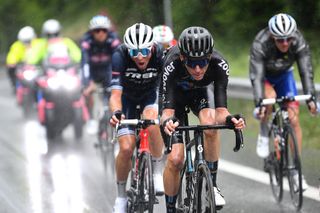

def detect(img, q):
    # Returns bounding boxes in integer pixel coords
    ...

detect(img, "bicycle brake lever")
[164,134,174,155]
[233,129,244,152]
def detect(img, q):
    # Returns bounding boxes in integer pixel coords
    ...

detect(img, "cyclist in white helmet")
[109,23,164,213]
[153,25,177,50]
[6,26,38,93]
[80,14,121,134]
[250,13,317,190]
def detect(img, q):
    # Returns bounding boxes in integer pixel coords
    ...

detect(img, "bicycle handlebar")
[165,124,244,154]
[119,119,160,126]
[261,94,312,106]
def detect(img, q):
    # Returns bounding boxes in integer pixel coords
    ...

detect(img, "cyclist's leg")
[113,96,137,211]
[141,90,165,195]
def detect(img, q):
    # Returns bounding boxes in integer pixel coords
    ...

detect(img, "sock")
[165,194,177,213]
[207,160,218,187]
[152,156,163,175]
[117,181,127,198]
[260,121,269,137]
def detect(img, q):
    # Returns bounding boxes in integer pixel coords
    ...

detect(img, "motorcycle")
[15,64,40,118]
[37,58,89,140]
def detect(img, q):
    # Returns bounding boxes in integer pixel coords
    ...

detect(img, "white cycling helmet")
[42,19,61,36]
[18,26,36,43]
[124,23,154,49]
[268,13,297,38]
[89,15,111,30]
[153,25,174,44]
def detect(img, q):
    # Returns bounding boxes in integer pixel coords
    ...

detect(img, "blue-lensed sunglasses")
[128,48,151,58]
[185,58,210,68]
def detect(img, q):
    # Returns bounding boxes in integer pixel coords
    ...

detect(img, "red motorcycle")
[15,64,40,118]
[37,58,89,140]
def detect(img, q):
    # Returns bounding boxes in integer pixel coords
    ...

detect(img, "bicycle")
[165,109,244,213]
[261,94,312,211]
[115,118,160,213]
[93,86,115,168]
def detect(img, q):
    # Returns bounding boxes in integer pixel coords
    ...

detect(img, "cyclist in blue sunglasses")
[160,26,246,212]
[109,23,165,213]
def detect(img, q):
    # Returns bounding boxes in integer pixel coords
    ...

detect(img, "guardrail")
[228,77,320,100]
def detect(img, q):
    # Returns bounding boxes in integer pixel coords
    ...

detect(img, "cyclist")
[160,26,245,212]
[152,25,177,50]
[109,23,164,213]
[249,13,317,190]
[6,26,37,93]
[80,15,121,134]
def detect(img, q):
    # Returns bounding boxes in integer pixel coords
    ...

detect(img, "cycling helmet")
[89,15,111,30]
[123,23,154,49]
[153,25,174,44]
[42,19,61,36]
[18,26,36,43]
[268,13,297,38]
[178,26,214,58]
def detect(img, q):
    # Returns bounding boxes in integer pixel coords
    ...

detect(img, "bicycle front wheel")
[285,125,303,210]
[137,152,154,213]
[267,130,283,203]
[194,164,216,213]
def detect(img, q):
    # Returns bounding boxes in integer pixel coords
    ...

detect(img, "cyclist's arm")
[295,33,316,97]
[64,38,81,63]
[109,88,122,113]
[6,41,24,66]
[249,41,266,106]
[80,39,91,86]
[215,107,231,124]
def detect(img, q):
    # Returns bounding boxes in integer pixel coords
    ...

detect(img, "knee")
[204,129,218,139]
[167,155,184,171]
[119,142,134,159]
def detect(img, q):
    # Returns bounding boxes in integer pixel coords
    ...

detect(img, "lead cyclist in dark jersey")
[160,26,245,213]
[109,23,164,213]
[249,13,317,189]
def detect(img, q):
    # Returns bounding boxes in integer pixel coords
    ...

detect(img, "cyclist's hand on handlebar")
[306,97,318,116]
[226,114,246,130]
[162,118,179,136]
[253,106,267,120]
[110,110,125,127]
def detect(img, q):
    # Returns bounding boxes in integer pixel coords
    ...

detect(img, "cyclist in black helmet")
[160,26,246,212]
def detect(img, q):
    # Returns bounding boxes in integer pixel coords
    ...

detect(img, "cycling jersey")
[81,31,121,86]
[249,27,316,105]
[161,45,229,111]
[110,44,164,100]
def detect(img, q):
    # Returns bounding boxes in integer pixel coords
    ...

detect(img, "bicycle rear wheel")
[267,130,283,203]
[285,125,303,210]
[194,164,216,213]
[137,152,154,213]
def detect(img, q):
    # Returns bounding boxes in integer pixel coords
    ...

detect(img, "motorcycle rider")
[109,23,164,213]
[6,26,38,93]
[80,15,121,134]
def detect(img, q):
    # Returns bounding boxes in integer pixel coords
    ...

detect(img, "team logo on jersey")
[163,62,175,91]
[218,59,229,75]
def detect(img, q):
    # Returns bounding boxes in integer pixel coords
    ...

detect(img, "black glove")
[226,114,245,127]
[112,110,123,120]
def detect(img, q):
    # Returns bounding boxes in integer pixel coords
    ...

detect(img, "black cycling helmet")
[178,26,214,58]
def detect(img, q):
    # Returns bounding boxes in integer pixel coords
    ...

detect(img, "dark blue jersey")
[80,31,121,85]
[110,44,164,100]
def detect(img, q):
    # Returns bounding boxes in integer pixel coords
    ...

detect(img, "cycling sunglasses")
[128,47,152,58]
[275,37,293,43]
[185,58,210,68]
[93,28,107,33]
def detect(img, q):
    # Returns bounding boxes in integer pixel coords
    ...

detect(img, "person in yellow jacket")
[6,26,39,92]
[27,19,81,66]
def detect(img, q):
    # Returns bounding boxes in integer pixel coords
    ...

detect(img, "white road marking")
[220,159,320,201]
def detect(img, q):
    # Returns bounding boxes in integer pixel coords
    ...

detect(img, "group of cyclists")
[5,12,318,213]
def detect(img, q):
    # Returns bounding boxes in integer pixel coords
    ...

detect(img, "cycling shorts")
[117,90,158,137]
[161,87,210,146]
[265,69,299,108]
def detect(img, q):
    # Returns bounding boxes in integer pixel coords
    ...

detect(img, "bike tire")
[137,152,154,213]
[194,164,216,213]
[267,127,284,203]
[284,125,303,210]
